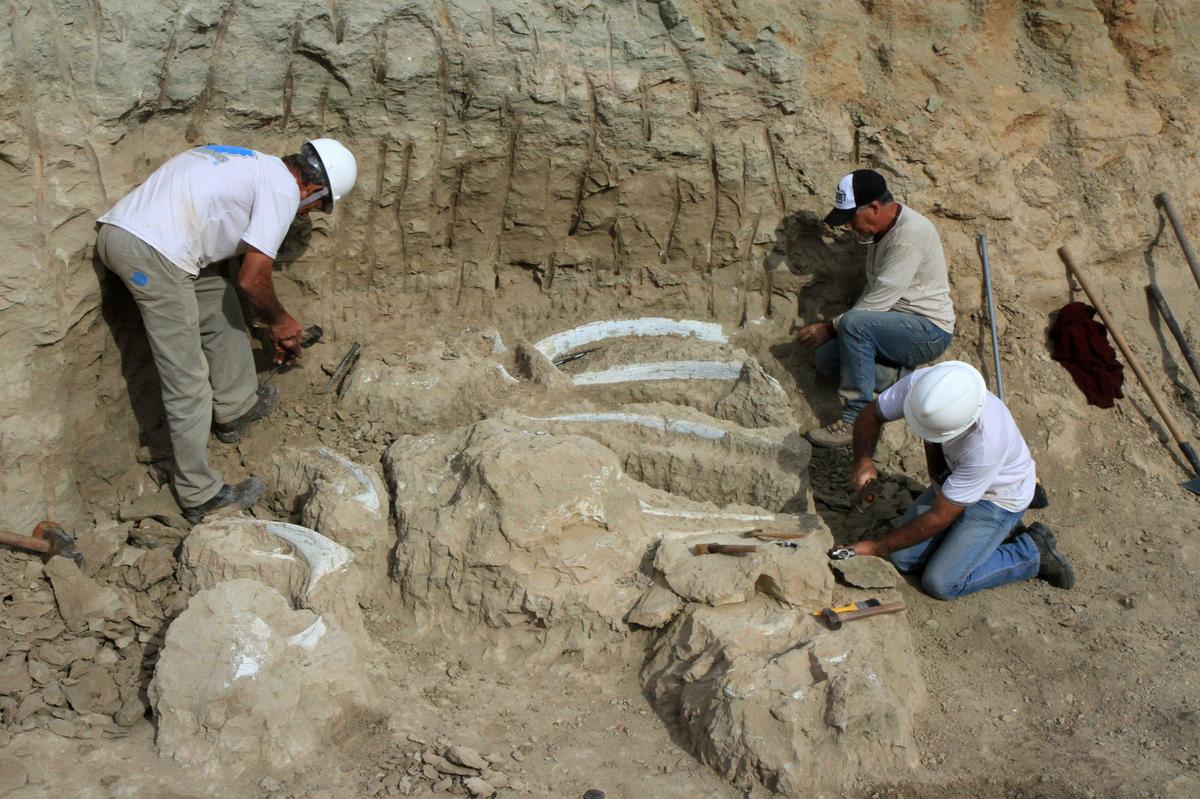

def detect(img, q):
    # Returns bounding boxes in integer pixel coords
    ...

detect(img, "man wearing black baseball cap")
[797,169,955,447]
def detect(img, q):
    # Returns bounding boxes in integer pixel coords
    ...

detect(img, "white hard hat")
[302,138,357,212]
[903,361,988,443]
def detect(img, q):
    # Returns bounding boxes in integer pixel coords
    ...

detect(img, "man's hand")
[851,458,878,491]
[858,489,966,559]
[795,321,836,348]
[850,540,881,557]
[270,314,304,364]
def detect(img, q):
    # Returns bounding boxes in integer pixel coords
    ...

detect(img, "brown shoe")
[805,419,853,448]
[213,384,280,444]
[181,476,266,525]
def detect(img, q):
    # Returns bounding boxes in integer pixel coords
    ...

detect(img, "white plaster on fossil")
[528,412,730,440]
[316,447,382,513]
[571,360,744,386]
[534,318,727,362]
[637,499,776,522]
[263,522,354,600]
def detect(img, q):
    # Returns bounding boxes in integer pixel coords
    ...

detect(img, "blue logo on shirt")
[130,271,149,287]
[195,144,258,165]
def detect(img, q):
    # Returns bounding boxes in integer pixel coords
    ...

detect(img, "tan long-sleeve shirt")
[833,205,955,334]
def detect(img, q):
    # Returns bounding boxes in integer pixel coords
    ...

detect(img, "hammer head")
[852,478,879,514]
[820,607,843,630]
[33,521,83,568]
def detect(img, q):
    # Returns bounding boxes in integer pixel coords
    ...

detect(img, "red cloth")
[1048,302,1125,408]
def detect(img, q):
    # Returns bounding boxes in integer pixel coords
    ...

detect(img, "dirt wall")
[2,0,1199,530]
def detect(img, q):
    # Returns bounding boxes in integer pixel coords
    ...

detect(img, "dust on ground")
[2,316,1199,799]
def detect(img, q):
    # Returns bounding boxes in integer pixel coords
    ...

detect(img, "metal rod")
[977,233,1004,401]
[1156,192,1200,293]
[1146,284,1200,391]
[321,342,361,395]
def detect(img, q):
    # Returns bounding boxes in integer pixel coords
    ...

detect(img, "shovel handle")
[1146,284,1200,391]
[1156,192,1200,293]
[1058,247,1190,446]
[0,530,52,555]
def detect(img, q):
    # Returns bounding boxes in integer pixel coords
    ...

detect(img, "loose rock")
[45,557,126,633]
[831,555,899,589]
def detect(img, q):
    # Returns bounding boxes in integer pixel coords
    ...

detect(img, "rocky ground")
[2,310,1199,799]
[4,0,1200,796]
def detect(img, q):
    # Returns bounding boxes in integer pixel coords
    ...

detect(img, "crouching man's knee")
[920,571,965,601]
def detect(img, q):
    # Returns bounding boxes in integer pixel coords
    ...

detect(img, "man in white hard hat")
[843,361,1074,598]
[798,169,955,448]
[95,140,357,524]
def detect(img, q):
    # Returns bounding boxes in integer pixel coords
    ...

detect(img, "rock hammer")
[0,521,84,568]
[813,598,906,630]
[260,324,324,387]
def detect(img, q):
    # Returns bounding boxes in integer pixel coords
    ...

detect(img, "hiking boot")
[1025,522,1075,589]
[213,384,280,443]
[805,419,853,448]
[181,476,266,525]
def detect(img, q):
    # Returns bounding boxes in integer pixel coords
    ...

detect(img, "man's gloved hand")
[270,314,305,364]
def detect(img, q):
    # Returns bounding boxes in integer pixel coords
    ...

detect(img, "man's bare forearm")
[852,401,884,462]
[237,249,288,322]
[860,488,965,558]
[873,510,949,557]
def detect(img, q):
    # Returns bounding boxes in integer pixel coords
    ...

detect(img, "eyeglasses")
[297,187,330,212]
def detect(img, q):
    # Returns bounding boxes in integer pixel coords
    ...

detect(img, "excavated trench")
[7,1,1200,796]
[60,315,930,795]
[0,311,925,798]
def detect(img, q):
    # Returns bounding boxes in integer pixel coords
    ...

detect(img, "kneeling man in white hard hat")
[95,140,357,524]
[845,361,1073,598]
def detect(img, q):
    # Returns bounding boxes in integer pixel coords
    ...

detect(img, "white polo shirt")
[99,145,300,276]
[877,368,1037,512]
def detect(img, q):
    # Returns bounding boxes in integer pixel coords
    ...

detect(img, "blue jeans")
[814,310,952,422]
[887,488,1039,599]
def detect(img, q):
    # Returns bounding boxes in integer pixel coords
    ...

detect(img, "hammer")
[693,543,758,556]
[851,478,880,514]
[0,521,84,568]
[815,598,906,630]
[260,324,324,387]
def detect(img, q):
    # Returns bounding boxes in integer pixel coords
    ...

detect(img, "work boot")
[805,419,853,448]
[1025,522,1075,589]
[213,384,280,443]
[181,476,266,525]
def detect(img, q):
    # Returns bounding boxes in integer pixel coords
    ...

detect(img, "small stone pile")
[0,510,188,743]
[363,737,529,798]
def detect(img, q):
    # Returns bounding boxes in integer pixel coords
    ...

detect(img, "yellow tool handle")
[811,601,868,616]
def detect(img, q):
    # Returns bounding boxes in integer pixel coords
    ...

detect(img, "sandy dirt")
[4,311,1199,799]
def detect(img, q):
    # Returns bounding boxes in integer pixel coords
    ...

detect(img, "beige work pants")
[96,224,258,507]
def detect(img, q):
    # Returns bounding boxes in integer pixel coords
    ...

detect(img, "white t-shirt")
[99,145,299,276]
[877,368,1037,512]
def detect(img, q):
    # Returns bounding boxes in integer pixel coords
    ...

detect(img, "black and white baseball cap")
[823,169,888,226]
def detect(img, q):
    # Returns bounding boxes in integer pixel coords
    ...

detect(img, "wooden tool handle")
[1057,247,1189,445]
[751,531,808,540]
[835,600,906,623]
[0,530,52,555]
[693,543,758,555]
